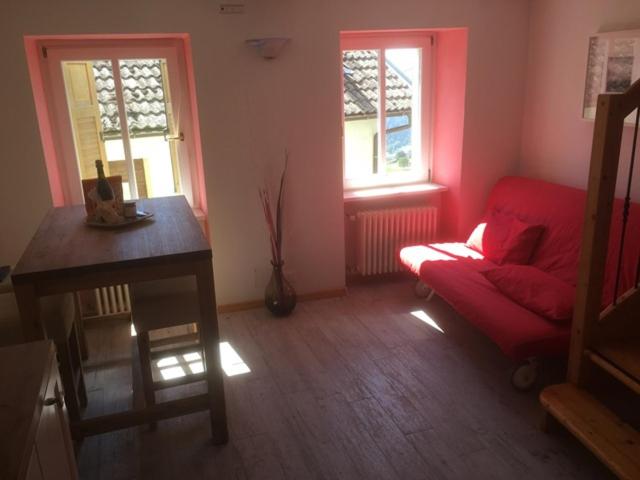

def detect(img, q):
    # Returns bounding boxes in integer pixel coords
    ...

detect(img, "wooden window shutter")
[62,62,108,180]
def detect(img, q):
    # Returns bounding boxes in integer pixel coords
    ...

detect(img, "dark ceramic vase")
[264,261,297,316]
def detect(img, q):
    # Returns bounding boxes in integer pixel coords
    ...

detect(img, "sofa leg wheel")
[414,281,434,300]
[510,359,538,392]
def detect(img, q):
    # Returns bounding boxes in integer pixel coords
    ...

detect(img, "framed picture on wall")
[583,29,640,124]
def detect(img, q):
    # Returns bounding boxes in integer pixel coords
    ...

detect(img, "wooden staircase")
[589,340,640,396]
[540,384,640,479]
[540,78,640,479]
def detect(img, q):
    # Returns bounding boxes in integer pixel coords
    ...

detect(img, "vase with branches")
[259,151,296,316]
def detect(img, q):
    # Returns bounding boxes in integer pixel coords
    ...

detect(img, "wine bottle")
[95,159,114,201]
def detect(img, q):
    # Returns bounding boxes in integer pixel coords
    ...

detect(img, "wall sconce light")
[245,37,290,60]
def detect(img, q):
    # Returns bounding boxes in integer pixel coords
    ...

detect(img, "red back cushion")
[484,177,586,284]
[481,265,575,322]
[501,217,546,264]
[483,177,640,303]
[467,210,544,265]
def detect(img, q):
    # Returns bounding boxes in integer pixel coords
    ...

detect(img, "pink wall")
[433,29,468,240]
[0,0,530,304]
[24,38,65,206]
[521,0,640,200]
[458,10,530,237]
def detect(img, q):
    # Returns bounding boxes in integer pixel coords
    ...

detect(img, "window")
[62,58,181,200]
[341,32,433,190]
[26,36,204,209]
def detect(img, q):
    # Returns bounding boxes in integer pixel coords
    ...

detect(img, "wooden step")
[594,339,640,384]
[540,383,640,480]
[587,348,640,396]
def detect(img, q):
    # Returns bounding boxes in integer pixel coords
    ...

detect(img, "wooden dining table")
[11,196,228,444]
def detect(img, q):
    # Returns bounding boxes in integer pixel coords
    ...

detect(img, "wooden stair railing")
[540,78,640,480]
[568,80,640,385]
[586,347,640,396]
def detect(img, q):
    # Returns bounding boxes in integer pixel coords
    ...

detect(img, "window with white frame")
[341,32,433,190]
[33,37,202,208]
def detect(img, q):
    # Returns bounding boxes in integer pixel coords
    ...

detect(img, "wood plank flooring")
[77,279,613,479]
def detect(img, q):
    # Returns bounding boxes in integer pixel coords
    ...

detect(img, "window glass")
[341,37,429,190]
[92,60,130,197]
[117,59,179,199]
[343,49,380,180]
[62,57,181,201]
[385,48,420,174]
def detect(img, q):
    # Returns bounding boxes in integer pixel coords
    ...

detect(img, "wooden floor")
[77,279,613,479]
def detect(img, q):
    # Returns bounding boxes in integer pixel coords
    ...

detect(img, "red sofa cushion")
[483,177,640,298]
[415,253,571,360]
[501,218,545,265]
[481,265,575,322]
[400,243,489,277]
[467,211,544,265]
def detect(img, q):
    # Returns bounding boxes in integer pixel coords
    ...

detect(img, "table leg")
[195,259,228,444]
[13,282,44,341]
[73,292,89,360]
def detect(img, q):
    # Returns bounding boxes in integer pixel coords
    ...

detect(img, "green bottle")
[95,160,114,201]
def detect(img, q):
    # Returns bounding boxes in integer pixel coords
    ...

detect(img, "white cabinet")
[0,341,79,479]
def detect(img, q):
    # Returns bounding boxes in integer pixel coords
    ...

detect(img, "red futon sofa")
[399,176,640,389]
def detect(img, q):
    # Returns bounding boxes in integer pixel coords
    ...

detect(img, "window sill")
[192,207,206,222]
[343,182,447,203]
[191,207,210,240]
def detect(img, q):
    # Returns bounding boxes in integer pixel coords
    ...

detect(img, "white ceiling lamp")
[245,37,290,60]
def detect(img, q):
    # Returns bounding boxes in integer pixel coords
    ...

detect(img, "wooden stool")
[130,276,205,426]
[40,293,88,424]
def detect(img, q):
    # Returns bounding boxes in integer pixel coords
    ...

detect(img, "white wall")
[521,0,640,198]
[0,0,530,304]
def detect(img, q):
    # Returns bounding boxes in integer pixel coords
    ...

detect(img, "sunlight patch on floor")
[155,342,251,380]
[157,356,178,368]
[183,352,201,362]
[188,361,205,374]
[220,341,251,376]
[410,310,445,334]
[160,365,186,380]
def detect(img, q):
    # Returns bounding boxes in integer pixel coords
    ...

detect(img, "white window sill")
[344,182,447,202]
[192,207,206,222]
[192,207,209,240]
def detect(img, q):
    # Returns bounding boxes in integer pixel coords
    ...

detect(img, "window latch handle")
[163,130,184,142]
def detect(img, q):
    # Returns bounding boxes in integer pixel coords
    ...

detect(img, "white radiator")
[357,206,438,276]
[94,285,131,316]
